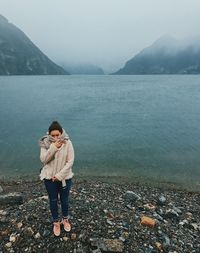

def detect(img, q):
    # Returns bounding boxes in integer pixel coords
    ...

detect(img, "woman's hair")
[48,121,63,134]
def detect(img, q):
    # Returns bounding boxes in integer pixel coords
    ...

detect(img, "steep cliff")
[0,15,68,75]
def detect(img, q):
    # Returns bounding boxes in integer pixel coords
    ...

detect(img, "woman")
[39,121,74,236]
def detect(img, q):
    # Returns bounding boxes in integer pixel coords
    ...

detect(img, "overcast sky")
[1,0,200,72]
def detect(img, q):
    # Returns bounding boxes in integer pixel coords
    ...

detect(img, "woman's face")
[49,130,61,141]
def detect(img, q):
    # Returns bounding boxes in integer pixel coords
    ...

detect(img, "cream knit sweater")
[39,132,74,186]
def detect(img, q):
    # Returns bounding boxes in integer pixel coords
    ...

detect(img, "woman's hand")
[54,140,63,148]
[52,176,59,182]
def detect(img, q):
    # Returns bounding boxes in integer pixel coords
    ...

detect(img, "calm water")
[0,75,200,187]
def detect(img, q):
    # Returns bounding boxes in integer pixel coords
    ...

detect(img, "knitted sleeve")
[40,143,58,164]
[55,140,74,180]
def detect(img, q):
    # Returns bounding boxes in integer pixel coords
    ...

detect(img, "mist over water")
[0,75,200,188]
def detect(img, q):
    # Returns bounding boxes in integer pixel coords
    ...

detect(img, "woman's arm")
[55,140,74,180]
[40,143,58,164]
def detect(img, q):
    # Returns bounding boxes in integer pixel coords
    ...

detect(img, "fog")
[1,0,200,72]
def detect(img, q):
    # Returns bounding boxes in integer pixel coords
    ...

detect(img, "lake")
[0,75,200,188]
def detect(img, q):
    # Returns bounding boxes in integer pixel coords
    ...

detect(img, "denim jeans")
[44,178,72,222]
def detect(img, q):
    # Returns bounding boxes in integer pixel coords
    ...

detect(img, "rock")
[165,209,179,219]
[155,242,162,251]
[71,233,77,240]
[42,229,51,237]
[0,216,7,223]
[106,219,114,226]
[9,233,17,243]
[0,210,7,216]
[34,232,41,239]
[90,238,124,253]
[157,195,166,205]
[23,227,34,237]
[38,195,48,200]
[190,223,199,230]
[162,234,171,248]
[16,222,23,229]
[63,236,69,241]
[0,192,23,205]
[172,206,182,215]
[181,221,199,230]
[107,211,115,219]
[119,236,126,242]
[104,239,124,253]
[153,213,164,222]
[5,242,12,248]
[126,204,134,210]
[143,203,156,211]
[124,191,141,202]
[0,185,3,194]
[140,216,156,228]
[185,212,193,219]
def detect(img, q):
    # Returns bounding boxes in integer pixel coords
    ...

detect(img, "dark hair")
[48,121,63,134]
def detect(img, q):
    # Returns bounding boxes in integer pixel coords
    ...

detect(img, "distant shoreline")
[0,173,199,193]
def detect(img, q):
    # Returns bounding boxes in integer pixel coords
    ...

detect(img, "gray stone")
[157,195,166,205]
[165,209,179,219]
[90,238,124,253]
[124,191,141,202]
[162,234,171,247]
[0,192,23,205]
[0,185,3,194]
[172,206,182,214]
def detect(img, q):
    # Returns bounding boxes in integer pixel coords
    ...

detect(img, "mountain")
[62,63,104,75]
[0,15,68,75]
[114,35,200,74]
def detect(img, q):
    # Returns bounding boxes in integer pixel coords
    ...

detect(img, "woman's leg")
[44,179,60,222]
[59,179,72,218]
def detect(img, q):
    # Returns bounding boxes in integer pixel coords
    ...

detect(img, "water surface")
[0,75,200,188]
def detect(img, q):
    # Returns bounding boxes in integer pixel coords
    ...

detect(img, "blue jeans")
[44,178,72,222]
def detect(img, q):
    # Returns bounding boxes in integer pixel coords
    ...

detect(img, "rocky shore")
[0,177,199,253]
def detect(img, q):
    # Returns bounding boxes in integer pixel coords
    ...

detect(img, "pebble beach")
[0,177,199,253]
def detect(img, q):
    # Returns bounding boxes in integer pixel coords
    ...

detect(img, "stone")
[172,206,182,214]
[140,216,156,228]
[34,232,41,239]
[124,191,141,202]
[104,239,124,253]
[155,242,162,251]
[38,195,48,200]
[17,222,23,229]
[0,210,7,216]
[107,219,114,226]
[71,233,77,240]
[143,203,156,211]
[0,185,3,194]
[9,234,17,243]
[90,238,124,252]
[63,236,69,241]
[153,213,164,222]
[185,212,193,219]
[24,227,34,237]
[5,242,12,248]
[165,209,179,219]
[190,223,198,230]
[42,229,51,237]
[162,234,170,247]
[157,195,166,205]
